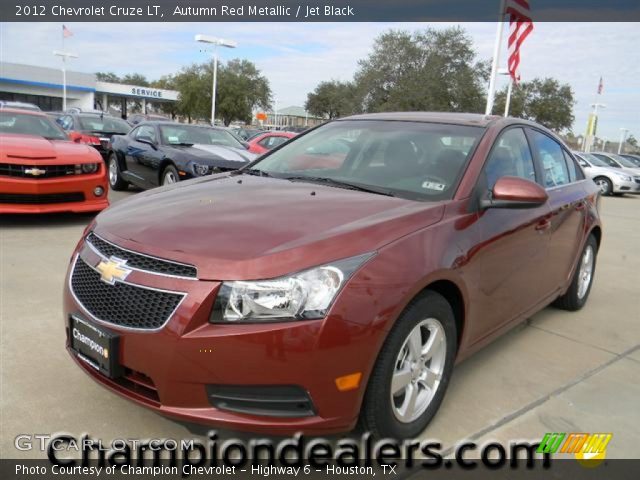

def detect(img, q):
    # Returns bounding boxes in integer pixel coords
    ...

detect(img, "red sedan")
[64,113,600,438]
[247,131,296,154]
[1,109,109,214]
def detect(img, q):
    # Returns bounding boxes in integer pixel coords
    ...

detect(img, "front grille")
[70,257,184,330]
[86,233,197,278]
[207,385,316,418]
[0,192,84,204]
[0,163,80,178]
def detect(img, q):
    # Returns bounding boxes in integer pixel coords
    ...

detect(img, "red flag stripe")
[505,0,534,83]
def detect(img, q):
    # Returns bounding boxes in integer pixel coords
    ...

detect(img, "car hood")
[0,133,99,162]
[94,175,445,280]
[167,144,256,164]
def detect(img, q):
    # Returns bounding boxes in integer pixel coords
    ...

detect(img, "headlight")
[80,163,98,173]
[614,173,632,182]
[192,163,211,176]
[210,253,374,323]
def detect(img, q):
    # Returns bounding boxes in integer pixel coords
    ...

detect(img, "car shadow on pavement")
[0,211,97,229]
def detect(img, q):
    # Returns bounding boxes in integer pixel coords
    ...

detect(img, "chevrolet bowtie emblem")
[96,256,132,285]
[24,167,46,176]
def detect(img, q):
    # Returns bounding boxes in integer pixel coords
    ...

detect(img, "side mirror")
[241,141,250,150]
[137,136,157,149]
[480,176,548,210]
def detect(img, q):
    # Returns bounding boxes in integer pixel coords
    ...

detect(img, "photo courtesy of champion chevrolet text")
[0,1,639,479]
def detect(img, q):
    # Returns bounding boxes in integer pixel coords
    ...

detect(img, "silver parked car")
[574,152,640,195]
[590,151,640,175]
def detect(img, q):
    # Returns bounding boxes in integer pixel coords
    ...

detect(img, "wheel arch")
[590,225,602,251]
[420,279,465,349]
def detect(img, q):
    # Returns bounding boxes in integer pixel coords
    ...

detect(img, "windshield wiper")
[240,168,272,177]
[283,175,395,197]
[170,142,194,147]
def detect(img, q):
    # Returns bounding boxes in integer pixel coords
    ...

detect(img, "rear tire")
[553,234,598,311]
[161,165,179,186]
[593,177,612,196]
[108,153,128,191]
[359,291,457,438]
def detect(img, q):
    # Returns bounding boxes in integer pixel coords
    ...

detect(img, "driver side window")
[134,125,156,143]
[484,128,536,189]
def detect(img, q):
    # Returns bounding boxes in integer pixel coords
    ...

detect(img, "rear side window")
[528,130,570,188]
[484,128,536,188]
[563,150,584,181]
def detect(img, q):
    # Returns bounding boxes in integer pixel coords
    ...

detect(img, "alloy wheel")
[108,157,118,186]
[577,245,594,299]
[163,171,177,185]
[390,318,447,423]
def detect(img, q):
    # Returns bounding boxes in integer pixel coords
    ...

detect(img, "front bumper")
[612,177,640,194]
[0,168,109,214]
[63,235,384,435]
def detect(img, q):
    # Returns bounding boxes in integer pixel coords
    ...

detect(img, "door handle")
[535,219,551,232]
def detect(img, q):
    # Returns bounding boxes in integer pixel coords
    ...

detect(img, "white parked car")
[574,152,640,195]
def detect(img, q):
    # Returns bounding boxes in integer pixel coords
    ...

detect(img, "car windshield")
[609,153,638,168]
[578,153,610,167]
[160,124,245,149]
[0,111,67,140]
[623,155,640,167]
[78,115,131,134]
[251,120,484,201]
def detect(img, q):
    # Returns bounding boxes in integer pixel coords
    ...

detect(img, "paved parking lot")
[1,190,639,459]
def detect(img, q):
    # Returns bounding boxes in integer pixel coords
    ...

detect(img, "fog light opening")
[335,372,362,392]
[94,186,105,197]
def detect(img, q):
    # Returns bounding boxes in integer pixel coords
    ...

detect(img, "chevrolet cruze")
[64,113,601,438]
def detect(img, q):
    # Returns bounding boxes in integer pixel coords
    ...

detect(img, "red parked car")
[247,131,296,154]
[64,113,601,438]
[0,109,109,214]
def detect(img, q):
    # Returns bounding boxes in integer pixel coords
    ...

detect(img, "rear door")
[526,128,588,292]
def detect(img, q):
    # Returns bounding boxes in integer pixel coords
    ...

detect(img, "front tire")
[553,234,598,311]
[161,165,179,186]
[360,291,457,438]
[593,176,612,196]
[108,153,128,191]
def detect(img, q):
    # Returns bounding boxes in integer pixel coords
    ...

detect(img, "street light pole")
[618,128,629,154]
[195,34,237,126]
[53,50,78,111]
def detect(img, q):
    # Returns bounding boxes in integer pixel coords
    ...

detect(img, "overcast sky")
[1,22,638,140]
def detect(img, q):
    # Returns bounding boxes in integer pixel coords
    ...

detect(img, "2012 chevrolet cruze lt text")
[64,113,601,438]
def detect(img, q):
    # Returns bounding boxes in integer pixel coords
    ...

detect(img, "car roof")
[0,107,46,117]
[339,111,502,127]
[137,121,224,129]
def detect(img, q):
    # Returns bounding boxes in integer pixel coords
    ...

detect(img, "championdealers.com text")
[14,432,551,476]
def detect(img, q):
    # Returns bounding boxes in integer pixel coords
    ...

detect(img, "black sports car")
[55,112,132,160]
[107,122,256,190]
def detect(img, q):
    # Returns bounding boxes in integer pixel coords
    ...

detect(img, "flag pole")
[485,0,507,116]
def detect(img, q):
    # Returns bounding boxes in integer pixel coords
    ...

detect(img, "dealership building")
[0,62,178,117]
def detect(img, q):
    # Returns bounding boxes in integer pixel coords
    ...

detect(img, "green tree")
[494,78,575,133]
[353,27,489,113]
[151,75,179,119]
[626,134,638,152]
[95,72,120,83]
[305,80,358,119]
[214,59,272,125]
[172,64,210,122]
[121,73,150,87]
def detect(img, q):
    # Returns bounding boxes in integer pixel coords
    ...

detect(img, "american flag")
[62,25,73,38]
[597,76,603,94]
[505,0,534,83]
